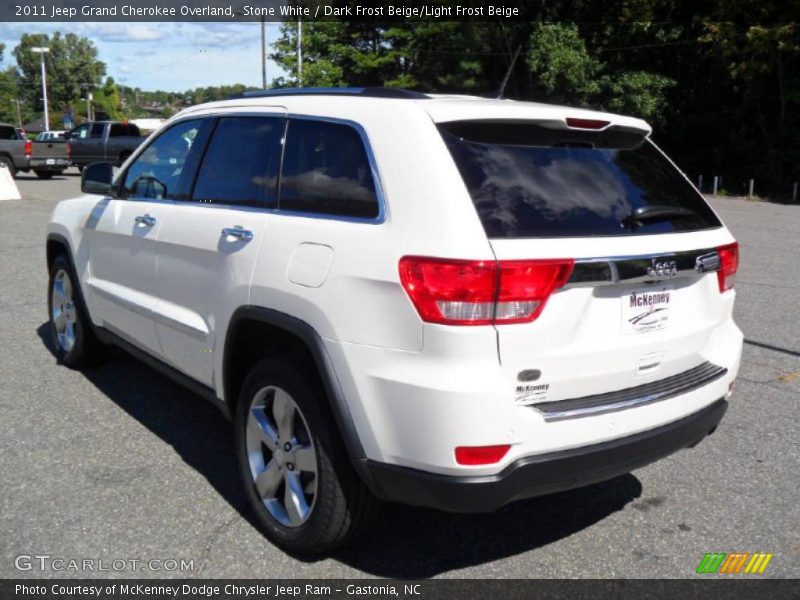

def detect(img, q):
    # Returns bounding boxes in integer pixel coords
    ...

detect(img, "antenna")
[497,45,522,99]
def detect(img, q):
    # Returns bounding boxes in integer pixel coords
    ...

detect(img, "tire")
[76,165,84,173]
[35,170,54,179]
[47,255,103,368]
[235,358,379,555]
[0,155,16,178]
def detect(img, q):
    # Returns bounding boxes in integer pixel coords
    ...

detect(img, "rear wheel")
[47,255,102,367]
[35,170,54,179]
[235,358,378,555]
[0,155,16,178]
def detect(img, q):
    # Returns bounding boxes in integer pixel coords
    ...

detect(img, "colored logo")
[696,552,773,574]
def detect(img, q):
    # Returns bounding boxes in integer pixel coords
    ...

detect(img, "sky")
[0,22,289,92]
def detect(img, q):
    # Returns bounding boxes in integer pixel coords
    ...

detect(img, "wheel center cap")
[274,449,285,465]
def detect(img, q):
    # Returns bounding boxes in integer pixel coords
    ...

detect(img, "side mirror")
[62,131,71,140]
[81,162,114,195]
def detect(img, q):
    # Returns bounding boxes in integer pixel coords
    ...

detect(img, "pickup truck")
[67,121,144,170]
[0,122,71,179]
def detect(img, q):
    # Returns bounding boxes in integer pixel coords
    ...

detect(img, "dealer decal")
[623,287,672,334]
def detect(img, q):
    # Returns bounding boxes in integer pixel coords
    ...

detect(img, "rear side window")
[0,126,16,140]
[70,125,90,140]
[279,119,379,219]
[109,123,140,137]
[192,116,284,208]
[439,121,720,238]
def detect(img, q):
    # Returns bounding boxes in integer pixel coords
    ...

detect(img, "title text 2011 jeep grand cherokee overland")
[46,88,742,555]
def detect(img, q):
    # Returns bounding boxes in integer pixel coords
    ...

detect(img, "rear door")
[152,110,285,385]
[438,120,736,406]
[86,122,107,163]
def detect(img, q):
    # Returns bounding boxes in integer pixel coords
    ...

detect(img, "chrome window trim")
[117,112,388,225]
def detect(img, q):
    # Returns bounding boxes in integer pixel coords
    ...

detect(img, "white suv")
[46,88,742,555]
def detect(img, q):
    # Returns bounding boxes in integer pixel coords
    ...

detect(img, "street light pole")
[260,16,267,89]
[31,46,50,131]
[297,17,302,86]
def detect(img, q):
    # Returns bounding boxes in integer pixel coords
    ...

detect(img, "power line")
[596,38,708,53]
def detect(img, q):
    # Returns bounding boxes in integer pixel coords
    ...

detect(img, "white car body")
[46,89,742,515]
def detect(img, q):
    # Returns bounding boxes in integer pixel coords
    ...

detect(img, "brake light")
[716,242,739,292]
[455,444,511,465]
[24,140,32,157]
[398,256,574,326]
[566,117,610,130]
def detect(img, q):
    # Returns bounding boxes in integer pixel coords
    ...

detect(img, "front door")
[85,117,212,356]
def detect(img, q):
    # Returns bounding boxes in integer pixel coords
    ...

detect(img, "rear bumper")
[364,398,727,512]
[28,157,69,170]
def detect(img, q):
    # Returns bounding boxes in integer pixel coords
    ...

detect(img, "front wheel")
[48,255,103,367]
[235,358,378,555]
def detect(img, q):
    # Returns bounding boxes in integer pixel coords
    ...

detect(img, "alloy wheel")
[245,385,318,527]
[51,269,77,353]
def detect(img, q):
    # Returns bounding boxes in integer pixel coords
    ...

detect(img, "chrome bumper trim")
[531,361,728,421]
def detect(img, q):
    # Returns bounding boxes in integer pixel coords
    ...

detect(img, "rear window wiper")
[622,205,698,229]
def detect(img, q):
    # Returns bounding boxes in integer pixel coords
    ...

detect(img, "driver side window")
[121,119,209,200]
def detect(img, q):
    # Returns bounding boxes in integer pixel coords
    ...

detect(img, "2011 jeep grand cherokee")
[45,87,742,555]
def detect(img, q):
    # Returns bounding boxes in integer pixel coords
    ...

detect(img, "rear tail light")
[455,444,511,465]
[398,256,574,326]
[716,242,739,292]
[24,140,32,157]
[66,142,71,159]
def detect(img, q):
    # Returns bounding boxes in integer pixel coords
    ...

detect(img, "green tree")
[13,32,106,116]
[526,23,674,122]
[92,76,123,120]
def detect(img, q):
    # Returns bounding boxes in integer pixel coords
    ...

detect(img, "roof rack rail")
[227,87,430,100]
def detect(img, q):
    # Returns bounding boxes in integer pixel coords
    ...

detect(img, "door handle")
[134,214,156,227]
[221,226,253,242]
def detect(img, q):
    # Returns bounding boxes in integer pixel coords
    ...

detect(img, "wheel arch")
[46,232,73,270]
[223,306,376,491]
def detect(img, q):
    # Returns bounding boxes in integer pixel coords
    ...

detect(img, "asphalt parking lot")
[1,171,798,579]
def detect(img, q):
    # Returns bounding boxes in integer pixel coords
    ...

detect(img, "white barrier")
[0,164,21,201]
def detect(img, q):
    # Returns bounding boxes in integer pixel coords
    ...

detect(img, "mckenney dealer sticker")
[623,286,672,334]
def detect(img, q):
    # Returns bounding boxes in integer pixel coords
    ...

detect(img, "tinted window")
[122,119,210,200]
[90,123,105,138]
[192,117,283,207]
[0,126,16,140]
[279,119,379,219]
[109,123,139,137]
[439,121,720,238]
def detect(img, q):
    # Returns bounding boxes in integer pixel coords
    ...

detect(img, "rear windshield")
[439,121,720,238]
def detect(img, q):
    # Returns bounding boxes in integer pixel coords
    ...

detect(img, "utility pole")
[297,17,302,86]
[12,99,23,129]
[31,46,50,131]
[80,83,94,121]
